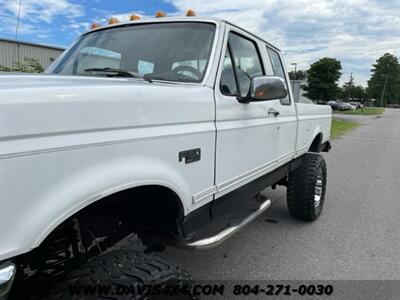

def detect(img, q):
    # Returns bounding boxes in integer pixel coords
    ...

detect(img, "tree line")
[0,58,44,73]
[289,53,400,107]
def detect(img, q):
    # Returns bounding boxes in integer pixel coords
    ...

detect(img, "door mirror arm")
[236,95,251,103]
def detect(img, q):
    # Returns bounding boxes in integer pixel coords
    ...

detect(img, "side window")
[229,33,264,97]
[220,47,238,96]
[267,48,290,105]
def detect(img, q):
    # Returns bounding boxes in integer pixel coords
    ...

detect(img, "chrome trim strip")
[297,114,331,120]
[0,263,16,297]
[0,122,215,159]
[297,146,308,155]
[185,199,271,249]
[192,153,295,203]
[192,186,217,204]
[217,160,278,193]
[277,152,294,164]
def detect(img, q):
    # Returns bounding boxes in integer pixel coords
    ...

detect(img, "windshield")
[48,22,216,83]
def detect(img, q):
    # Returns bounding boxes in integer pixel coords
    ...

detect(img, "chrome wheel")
[314,167,323,207]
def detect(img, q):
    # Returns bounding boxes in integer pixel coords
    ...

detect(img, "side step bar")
[184,199,272,249]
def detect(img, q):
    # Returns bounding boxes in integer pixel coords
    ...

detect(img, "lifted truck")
[0,16,331,299]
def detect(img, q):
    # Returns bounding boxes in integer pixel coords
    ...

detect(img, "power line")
[12,0,23,65]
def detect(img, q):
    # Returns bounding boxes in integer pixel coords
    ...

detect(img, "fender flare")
[309,128,323,152]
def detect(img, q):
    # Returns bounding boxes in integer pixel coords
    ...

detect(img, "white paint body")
[0,18,331,261]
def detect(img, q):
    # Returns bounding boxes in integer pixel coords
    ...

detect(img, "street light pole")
[291,63,298,76]
[12,0,23,65]
[291,62,297,96]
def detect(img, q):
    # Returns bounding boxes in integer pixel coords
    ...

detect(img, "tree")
[338,81,367,102]
[0,58,44,73]
[336,86,345,100]
[289,70,307,80]
[342,77,355,101]
[341,74,366,101]
[303,58,342,103]
[352,85,367,101]
[367,53,400,106]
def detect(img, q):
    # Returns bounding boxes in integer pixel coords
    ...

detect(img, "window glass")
[49,22,215,83]
[171,59,207,80]
[138,60,154,75]
[172,59,207,72]
[220,48,238,96]
[267,48,290,105]
[229,33,263,97]
[76,47,121,74]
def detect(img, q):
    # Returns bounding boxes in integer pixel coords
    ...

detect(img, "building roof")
[0,37,65,51]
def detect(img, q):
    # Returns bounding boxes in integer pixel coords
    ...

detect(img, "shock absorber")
[32,221,73,283]
[29,219,86,284]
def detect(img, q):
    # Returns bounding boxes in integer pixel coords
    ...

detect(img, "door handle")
[268,108,280,117]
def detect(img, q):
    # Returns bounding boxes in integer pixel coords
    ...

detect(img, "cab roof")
[84,16,280,52]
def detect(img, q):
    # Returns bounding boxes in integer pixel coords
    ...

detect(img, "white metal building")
[0,38,65,70]
[291,79,315,104]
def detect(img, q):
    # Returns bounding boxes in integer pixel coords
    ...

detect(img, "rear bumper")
[0,262,16,299]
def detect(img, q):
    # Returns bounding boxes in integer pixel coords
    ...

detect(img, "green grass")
[334,107,385,115]
[331,117,360,138]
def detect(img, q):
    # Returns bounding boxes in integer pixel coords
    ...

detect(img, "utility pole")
[380,74,389,107]
[380,64,389,107]
[348,73,354,101]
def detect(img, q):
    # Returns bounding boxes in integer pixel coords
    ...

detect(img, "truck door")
[213,26,279,207]
[263,47,297,164]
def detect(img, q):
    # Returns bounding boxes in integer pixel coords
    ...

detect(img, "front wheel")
[43,250,196,300]
[287,153,327,221]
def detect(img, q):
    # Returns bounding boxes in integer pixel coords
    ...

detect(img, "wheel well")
[84,185,184,234]
[15,185,185,292]
[309,133,323,153]
[37,185,184,253]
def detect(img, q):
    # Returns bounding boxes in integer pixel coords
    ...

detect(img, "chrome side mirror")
[248,76,288,102]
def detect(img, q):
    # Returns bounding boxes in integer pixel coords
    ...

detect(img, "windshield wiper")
[84,67,153,82]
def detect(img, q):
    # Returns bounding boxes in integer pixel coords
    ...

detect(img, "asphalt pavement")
[158,108,400,281]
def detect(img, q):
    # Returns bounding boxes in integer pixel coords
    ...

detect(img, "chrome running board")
[184,199,271,249]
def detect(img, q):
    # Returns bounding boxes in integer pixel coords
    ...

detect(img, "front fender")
[0,155,190,261]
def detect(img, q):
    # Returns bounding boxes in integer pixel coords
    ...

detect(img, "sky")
[0,0,399,86]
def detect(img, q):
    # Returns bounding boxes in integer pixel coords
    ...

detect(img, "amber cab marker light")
[186,9,196,17]
[108,17,119,25]
[90,23,101,29]
[155,11,166,18]
[130,14,141,21]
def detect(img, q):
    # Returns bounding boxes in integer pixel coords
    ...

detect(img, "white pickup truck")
[0,16,331,300]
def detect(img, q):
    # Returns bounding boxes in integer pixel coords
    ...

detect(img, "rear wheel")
[287,153,327,221]
[43,250,195,300]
